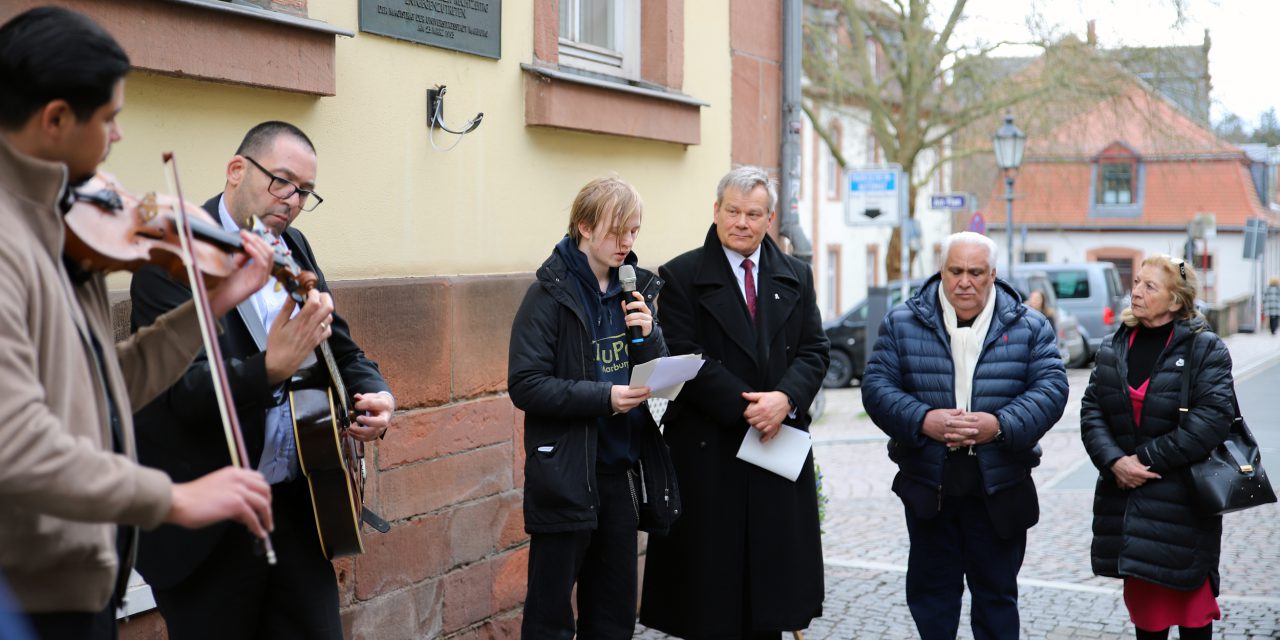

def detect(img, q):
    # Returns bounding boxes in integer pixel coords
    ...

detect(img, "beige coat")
[0,136,205,612]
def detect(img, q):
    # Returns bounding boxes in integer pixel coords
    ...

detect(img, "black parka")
[1080,318,1234,592]
[507,247,678,534]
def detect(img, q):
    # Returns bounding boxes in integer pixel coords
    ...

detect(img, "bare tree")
[804,0,1162,279]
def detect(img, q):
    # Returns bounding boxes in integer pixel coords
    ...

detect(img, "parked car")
[822,279,926,388]
[1056,308,1091,367]
[1019,261,1126,352]
[1010,268,1091,367]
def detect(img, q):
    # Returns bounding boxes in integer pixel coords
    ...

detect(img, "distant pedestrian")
[862,231,1068,639]
[1263,276,1280,335]
[1081,255,1232,640]
[1025,289,1056,331]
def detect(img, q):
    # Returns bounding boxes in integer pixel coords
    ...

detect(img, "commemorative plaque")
[358,0,501,59]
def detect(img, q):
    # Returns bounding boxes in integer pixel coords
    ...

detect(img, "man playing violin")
[130,121,395,639]
[0,7,279,640]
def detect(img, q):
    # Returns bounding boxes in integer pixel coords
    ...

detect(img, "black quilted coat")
[1080,318,1234,592]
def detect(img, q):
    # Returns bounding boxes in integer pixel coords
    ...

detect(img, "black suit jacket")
[640,224,830,636]
[130,195,389,589]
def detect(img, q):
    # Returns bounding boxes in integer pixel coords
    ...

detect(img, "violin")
[63,172,242,284]
[64,171,311,294]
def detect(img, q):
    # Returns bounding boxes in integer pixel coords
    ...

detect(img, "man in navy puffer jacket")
[863,232,1068,640]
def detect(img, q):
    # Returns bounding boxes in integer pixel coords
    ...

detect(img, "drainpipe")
[779,0,812,262]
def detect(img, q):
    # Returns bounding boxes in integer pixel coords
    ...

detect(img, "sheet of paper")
[629,354,704,400]
[735,424,813,482]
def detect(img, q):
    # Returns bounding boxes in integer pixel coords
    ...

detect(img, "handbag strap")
[1180,330,1255,473]
[1176,330,1199,422]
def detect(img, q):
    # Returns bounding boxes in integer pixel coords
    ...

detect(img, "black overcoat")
[1081,318,1233,592]
[640,225,830,637]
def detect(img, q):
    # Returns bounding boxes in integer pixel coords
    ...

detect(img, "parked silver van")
[1018,262,1126,352]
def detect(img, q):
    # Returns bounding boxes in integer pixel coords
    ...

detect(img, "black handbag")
[1179,333,1277,516]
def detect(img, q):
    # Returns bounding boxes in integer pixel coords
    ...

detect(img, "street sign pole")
[900,167,909,302]
[1243,219,1268,332]
[1248,219,1258,332]
[1003,173,1015,280]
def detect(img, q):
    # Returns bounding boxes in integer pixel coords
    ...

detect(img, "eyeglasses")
[243,156,323,212]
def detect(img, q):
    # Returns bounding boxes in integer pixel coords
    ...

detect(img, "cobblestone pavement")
[638,331,1280,639]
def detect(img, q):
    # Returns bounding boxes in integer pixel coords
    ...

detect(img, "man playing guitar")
[130,121,394,639]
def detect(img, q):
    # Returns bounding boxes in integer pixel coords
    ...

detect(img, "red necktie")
[742,258,757,321]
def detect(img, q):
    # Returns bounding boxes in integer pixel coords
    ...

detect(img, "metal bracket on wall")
[426,85,483,151]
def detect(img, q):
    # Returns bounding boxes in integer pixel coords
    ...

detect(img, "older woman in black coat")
[1081,255,1234,640]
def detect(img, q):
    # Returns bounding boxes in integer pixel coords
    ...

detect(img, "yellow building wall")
[103,0,732,282]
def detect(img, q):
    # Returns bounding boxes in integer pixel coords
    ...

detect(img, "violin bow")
[162,152,277,565]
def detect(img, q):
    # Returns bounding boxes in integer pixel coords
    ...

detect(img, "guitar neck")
[318,340,352,421]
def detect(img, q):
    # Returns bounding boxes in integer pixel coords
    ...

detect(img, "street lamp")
[992,111,1026,280]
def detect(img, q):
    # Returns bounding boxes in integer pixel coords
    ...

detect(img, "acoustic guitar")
[261,234,372,559]
[290,340,366,559]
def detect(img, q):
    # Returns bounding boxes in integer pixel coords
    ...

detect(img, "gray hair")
[940,231,998,271]
[716,166,777,212]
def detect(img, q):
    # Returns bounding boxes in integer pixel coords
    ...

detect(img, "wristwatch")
[994,428,1006,443]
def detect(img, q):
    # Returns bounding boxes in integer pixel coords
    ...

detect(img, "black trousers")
[1269,315,1279,335]
[151,479,342,640]
[522,470,639,640]
[904,494,1026,640]
[27,604,115,640]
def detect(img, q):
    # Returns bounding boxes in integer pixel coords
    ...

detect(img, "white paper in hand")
[735,424,812,482]
[629,354,704,400]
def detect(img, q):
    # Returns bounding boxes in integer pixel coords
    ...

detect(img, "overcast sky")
[945,0,1275,127]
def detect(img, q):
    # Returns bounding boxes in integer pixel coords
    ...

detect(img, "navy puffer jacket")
[1081,319,1233,592]
[862,275,1068,497]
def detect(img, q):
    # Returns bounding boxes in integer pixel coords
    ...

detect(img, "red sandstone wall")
[117,274,535,639]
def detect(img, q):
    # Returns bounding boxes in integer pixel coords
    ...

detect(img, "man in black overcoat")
[640,166,829,639]
[129,122,394,639]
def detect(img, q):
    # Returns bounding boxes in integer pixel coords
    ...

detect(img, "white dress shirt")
[218,196,299,484]
[721,243,762,307]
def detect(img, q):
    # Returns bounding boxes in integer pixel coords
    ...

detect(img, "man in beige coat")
[0,7,280,638]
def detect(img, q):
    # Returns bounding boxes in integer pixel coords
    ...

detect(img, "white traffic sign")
[845,166,901,225]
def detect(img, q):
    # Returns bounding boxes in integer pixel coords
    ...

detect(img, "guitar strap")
[362,507,391,533]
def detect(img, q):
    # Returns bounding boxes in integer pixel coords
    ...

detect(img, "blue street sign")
[930,194,968,210]
[845,167,902,224]
[848,170,896,192]
[968,211,987,235]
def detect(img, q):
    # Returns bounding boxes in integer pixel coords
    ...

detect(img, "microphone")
[619,265,644,344]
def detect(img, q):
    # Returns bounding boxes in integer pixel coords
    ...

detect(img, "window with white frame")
[559,0,640,79]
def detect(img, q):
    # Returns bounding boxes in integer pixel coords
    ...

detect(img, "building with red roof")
[983,83,1278,303]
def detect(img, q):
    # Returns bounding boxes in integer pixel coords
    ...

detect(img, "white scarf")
[938,284,997,411]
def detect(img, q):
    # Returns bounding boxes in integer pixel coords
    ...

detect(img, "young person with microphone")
[508,176,678,639]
